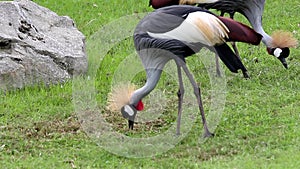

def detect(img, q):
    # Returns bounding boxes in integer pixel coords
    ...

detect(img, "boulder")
[0,0,87,90]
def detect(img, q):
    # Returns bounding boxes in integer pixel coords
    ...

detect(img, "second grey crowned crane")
[149,0,298,72]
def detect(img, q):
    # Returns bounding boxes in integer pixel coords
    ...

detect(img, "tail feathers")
[214,43,247,73]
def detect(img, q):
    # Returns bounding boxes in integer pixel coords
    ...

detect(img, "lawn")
[0,0,299,168]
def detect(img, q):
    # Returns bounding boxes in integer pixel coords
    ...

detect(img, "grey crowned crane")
[108,5,262,137]
[149,0,298,74]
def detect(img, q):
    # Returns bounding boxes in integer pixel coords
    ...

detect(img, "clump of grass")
[1,0,299,168]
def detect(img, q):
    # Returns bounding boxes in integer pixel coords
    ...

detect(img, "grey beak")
[278,57,288,69]
[129,120,134,130]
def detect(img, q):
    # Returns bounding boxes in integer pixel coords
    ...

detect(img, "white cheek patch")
[124,105,134,116]
[274,48,282,58]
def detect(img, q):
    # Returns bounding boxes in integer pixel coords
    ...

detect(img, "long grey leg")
[175,62,184,135]
[215,53,221,77]
[215,11,227,77]
[228,13,249,78]
[231,42,241,60]
[180,63,214,138]
[229,12,241,60]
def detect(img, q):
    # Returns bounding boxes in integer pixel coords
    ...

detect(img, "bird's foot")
[203,130,214,138]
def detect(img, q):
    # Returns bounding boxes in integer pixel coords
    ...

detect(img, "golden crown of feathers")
[107,83,136,112]
[271,30,298,48]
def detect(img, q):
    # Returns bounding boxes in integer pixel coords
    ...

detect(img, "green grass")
[1,0,300,168]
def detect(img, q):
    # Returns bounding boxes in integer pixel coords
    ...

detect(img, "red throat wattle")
[266,47,272,55]
[135,100,144,111]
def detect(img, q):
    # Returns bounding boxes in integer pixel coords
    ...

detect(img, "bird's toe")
[203,131,215,138]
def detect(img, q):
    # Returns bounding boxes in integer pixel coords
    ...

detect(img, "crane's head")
[121,101,144,129]
[107,83,144,129]
[267,47,289,69]
[267,30,298,69]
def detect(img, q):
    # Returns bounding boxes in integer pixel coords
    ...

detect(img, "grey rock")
[0,0,87,90]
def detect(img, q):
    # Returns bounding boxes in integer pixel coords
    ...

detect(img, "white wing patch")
[147,11,229,46]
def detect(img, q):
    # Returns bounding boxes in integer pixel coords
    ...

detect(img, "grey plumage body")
[149,0,292,68]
